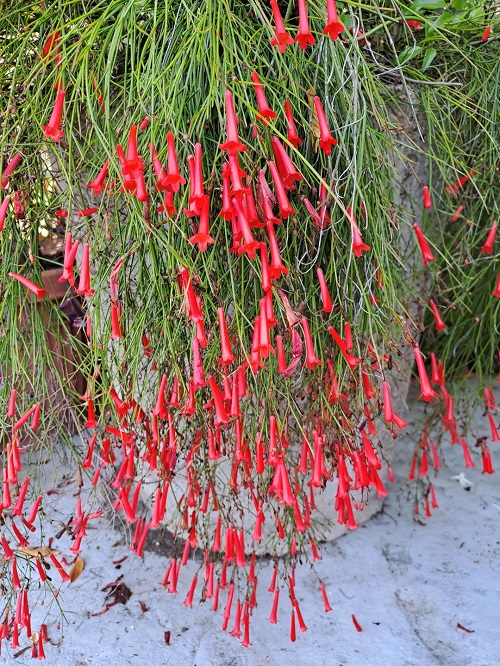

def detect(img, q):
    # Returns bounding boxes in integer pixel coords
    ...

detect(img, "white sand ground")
[8,381,500,666]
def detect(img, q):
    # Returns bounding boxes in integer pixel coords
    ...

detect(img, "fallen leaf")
[457,623,474,633]
[104,581,132,605]
[18,546,59,559]
[69,556,85,583]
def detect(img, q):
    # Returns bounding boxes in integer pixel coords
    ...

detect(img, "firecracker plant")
[0,0,499,656]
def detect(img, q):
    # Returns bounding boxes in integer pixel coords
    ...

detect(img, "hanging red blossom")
[284,100,302,148]
[296,0,315,49]
[87,159,109,195]
[220,90,246,155]
[251,72,276,122]
[269,0,294,53]
[8,273,47,300]
[75,243,95,297]
[481,220,497,254]
[323,0,344,40]
[429,299,447,332]
[413,224,436,265]
[316,268,333,312]
[313,96,337,155]
[42,89,65,142]
[422,186,432,210]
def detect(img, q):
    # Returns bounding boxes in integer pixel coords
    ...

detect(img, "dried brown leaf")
[18,546,59,559]
[69,555,85,583]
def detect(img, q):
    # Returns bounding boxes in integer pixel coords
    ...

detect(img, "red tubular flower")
[183,574,198,608]
[361,365,375,399]
[284,100,302,148]
[232,198,261,259]
[482,446,494,474]
[319,580,332,612]
[316,268,332,312]
[241,603,251,647]
[323,0,344,40]
[250,72,276,123]
[220,90,246,155]
[179,268,203,321]
[313,96,337,155]
[348,207,370,257]
[352,614,363,632]
[413,224,436,265]
[208,376,230,424]
[218,307,236,366]
[461,438,475,468]
[258,297,275,358]
[110,301,123,340]
[162,132,186,192]
[290,609,297,642]
[266,221,288,279]
[429,299,446,332]
[327,326,361,369]
[186,143,205,213]
[59,233,79,285]
[481,220,497,254]
[158,189,176,216]
[268,161,295,218]
[451,205,464,222]
[260,245,272,292]
[42,89,65,142]
[487,414,499,442]
[189,197,214,252]
[482,25,491,42]
[276,335,287,374]
[76,207,99,217]
[301,317,322,369]
[246,189,264,228]
[123,125,144,175]
[0,196,9,231]
[75,243,95,296]
[222,582,235,631]
[219,163,233,220]
[343,322,353,352]
[445,169,477,195]
[87,159,109,195]
[296,0,315,49]
[31,402,41,430]
[191,337,206,390]
[269,589,280,624]
[382,380,393,422]
[414,346,438,402]
[42,29,61,60]
[493,271,500,298]
[116,144,136,192]
[271,137,303,190]
[1,153,22,189]
[149,143,167,191]
[228,153,249,199]
[269,0,294,53]
[9,273,47,300]
[422,186,432,210]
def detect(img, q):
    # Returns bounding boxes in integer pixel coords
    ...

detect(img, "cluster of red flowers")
[1,4,499,657]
